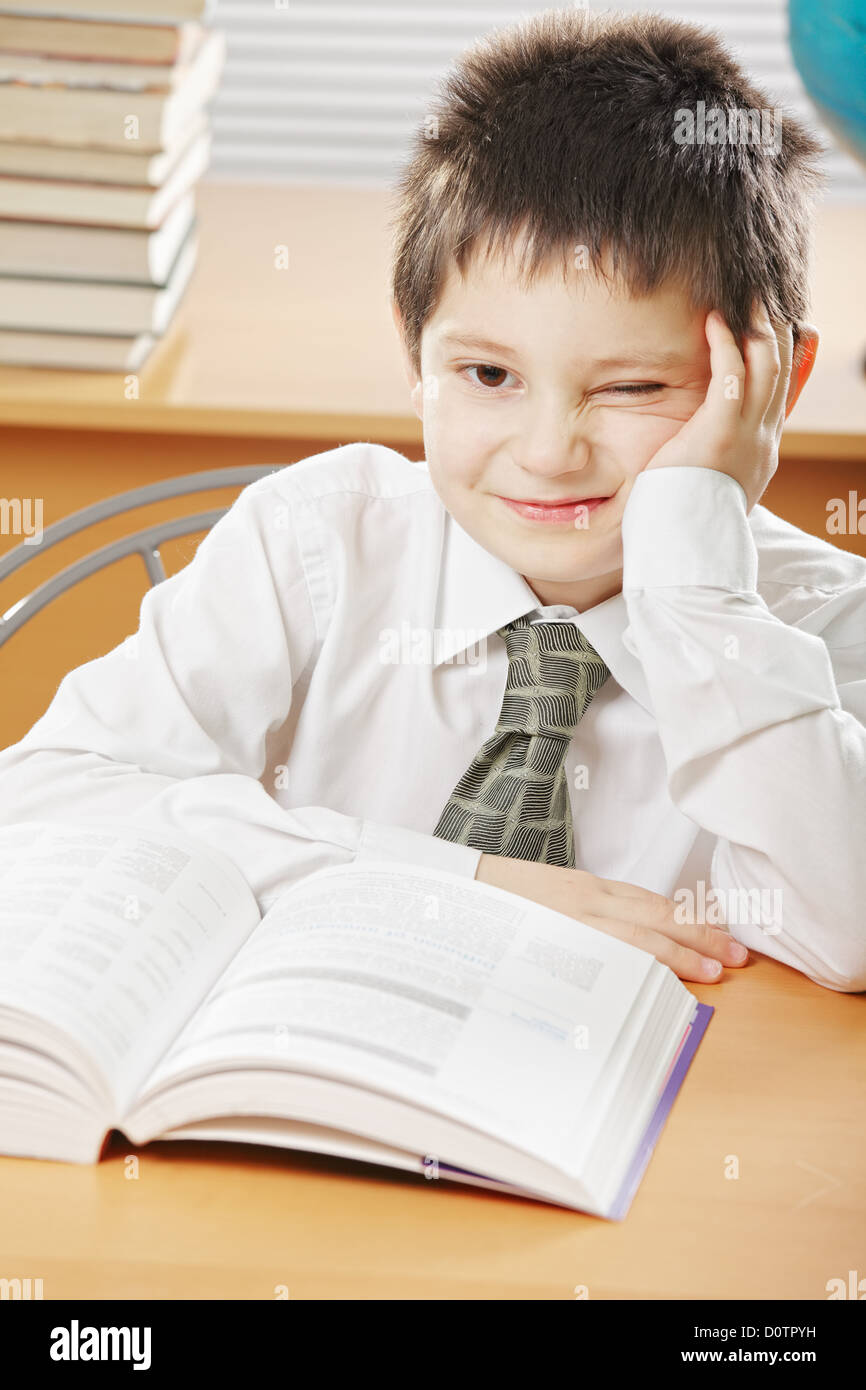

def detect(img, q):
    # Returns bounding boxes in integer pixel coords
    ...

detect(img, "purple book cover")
[436,1000,714,1218]
[607,999,714,1220]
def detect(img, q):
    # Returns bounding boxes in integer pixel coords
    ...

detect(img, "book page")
[142,860,657,1166]
[0,819,260,1118]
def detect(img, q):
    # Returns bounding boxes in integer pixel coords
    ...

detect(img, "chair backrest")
[0,465,281,649]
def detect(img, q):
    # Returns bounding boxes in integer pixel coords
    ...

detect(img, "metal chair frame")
[0,465,281,648]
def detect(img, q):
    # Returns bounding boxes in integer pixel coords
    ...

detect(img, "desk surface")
[1,951,863,1300]
[0,184,864,458]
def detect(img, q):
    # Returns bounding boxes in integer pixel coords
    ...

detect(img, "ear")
[390,299,424,421]
[784,323,819,419]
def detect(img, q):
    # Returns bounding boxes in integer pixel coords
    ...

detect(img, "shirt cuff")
[621,466,758,592]
[357,818,483,878]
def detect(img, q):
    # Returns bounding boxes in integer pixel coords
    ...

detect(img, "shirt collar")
[434,507,655,716]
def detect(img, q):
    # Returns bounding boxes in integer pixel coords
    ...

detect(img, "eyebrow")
[589,350,693,370]
[438,332,691,370]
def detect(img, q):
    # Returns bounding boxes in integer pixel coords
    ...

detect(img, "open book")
[0,819,712,1219]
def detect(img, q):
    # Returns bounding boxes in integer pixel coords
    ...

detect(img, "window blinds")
[207,0,866,199]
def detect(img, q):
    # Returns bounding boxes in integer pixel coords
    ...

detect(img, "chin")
[513,539,609,567]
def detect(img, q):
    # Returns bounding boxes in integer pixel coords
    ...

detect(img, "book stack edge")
[0,0,222,370]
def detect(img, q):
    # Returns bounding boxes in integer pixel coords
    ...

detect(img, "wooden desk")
[1,951,863,1300]
[0,182,415,444]
[0,184,863,457]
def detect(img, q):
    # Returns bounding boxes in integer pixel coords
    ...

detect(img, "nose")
[510,395,591,479]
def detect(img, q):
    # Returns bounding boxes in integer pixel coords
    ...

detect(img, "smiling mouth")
[508,496,608,505]
[496,493,614,524]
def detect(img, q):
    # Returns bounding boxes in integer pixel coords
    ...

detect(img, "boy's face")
[400,236,716,612]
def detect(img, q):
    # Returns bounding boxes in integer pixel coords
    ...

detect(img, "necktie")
[433,614,611,866]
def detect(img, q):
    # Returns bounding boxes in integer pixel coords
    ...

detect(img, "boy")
[0,9,864,991]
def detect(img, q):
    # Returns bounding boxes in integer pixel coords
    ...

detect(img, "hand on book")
[474,854,749,982]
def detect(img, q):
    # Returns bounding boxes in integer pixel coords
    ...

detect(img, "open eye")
[462,364,518,390]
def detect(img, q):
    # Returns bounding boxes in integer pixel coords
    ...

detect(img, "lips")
[497,493,613,525]
[507,495,608,505]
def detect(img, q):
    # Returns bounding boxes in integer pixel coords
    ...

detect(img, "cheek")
[424,397,496,484]
[597,411,691,474]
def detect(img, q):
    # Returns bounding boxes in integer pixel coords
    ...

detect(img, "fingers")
[700,309,745,434]
[766,319,794,441]
[579,911,748,983]
[631,926,742,983]
[741,300,781,428]
[648,911,749,969]
[585,879,749,982]
[705,301,792,437]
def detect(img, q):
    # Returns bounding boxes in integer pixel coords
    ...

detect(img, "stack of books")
[0,0,225,371]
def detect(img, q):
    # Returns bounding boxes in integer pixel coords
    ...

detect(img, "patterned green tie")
[433,614,611,866]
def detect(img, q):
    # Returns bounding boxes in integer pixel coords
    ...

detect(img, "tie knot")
[493,614,610,737]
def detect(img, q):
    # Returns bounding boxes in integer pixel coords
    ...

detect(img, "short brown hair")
[389,7,825,376]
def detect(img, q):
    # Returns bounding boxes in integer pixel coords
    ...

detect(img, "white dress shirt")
[1,442,864,991]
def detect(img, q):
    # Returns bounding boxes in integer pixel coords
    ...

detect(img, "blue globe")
[789,0,866,169]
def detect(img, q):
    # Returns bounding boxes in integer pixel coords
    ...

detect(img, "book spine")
[607,1002,715,1221]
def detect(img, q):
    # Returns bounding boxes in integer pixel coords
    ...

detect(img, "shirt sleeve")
[0,471,481,912]
[621,465,866,994]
